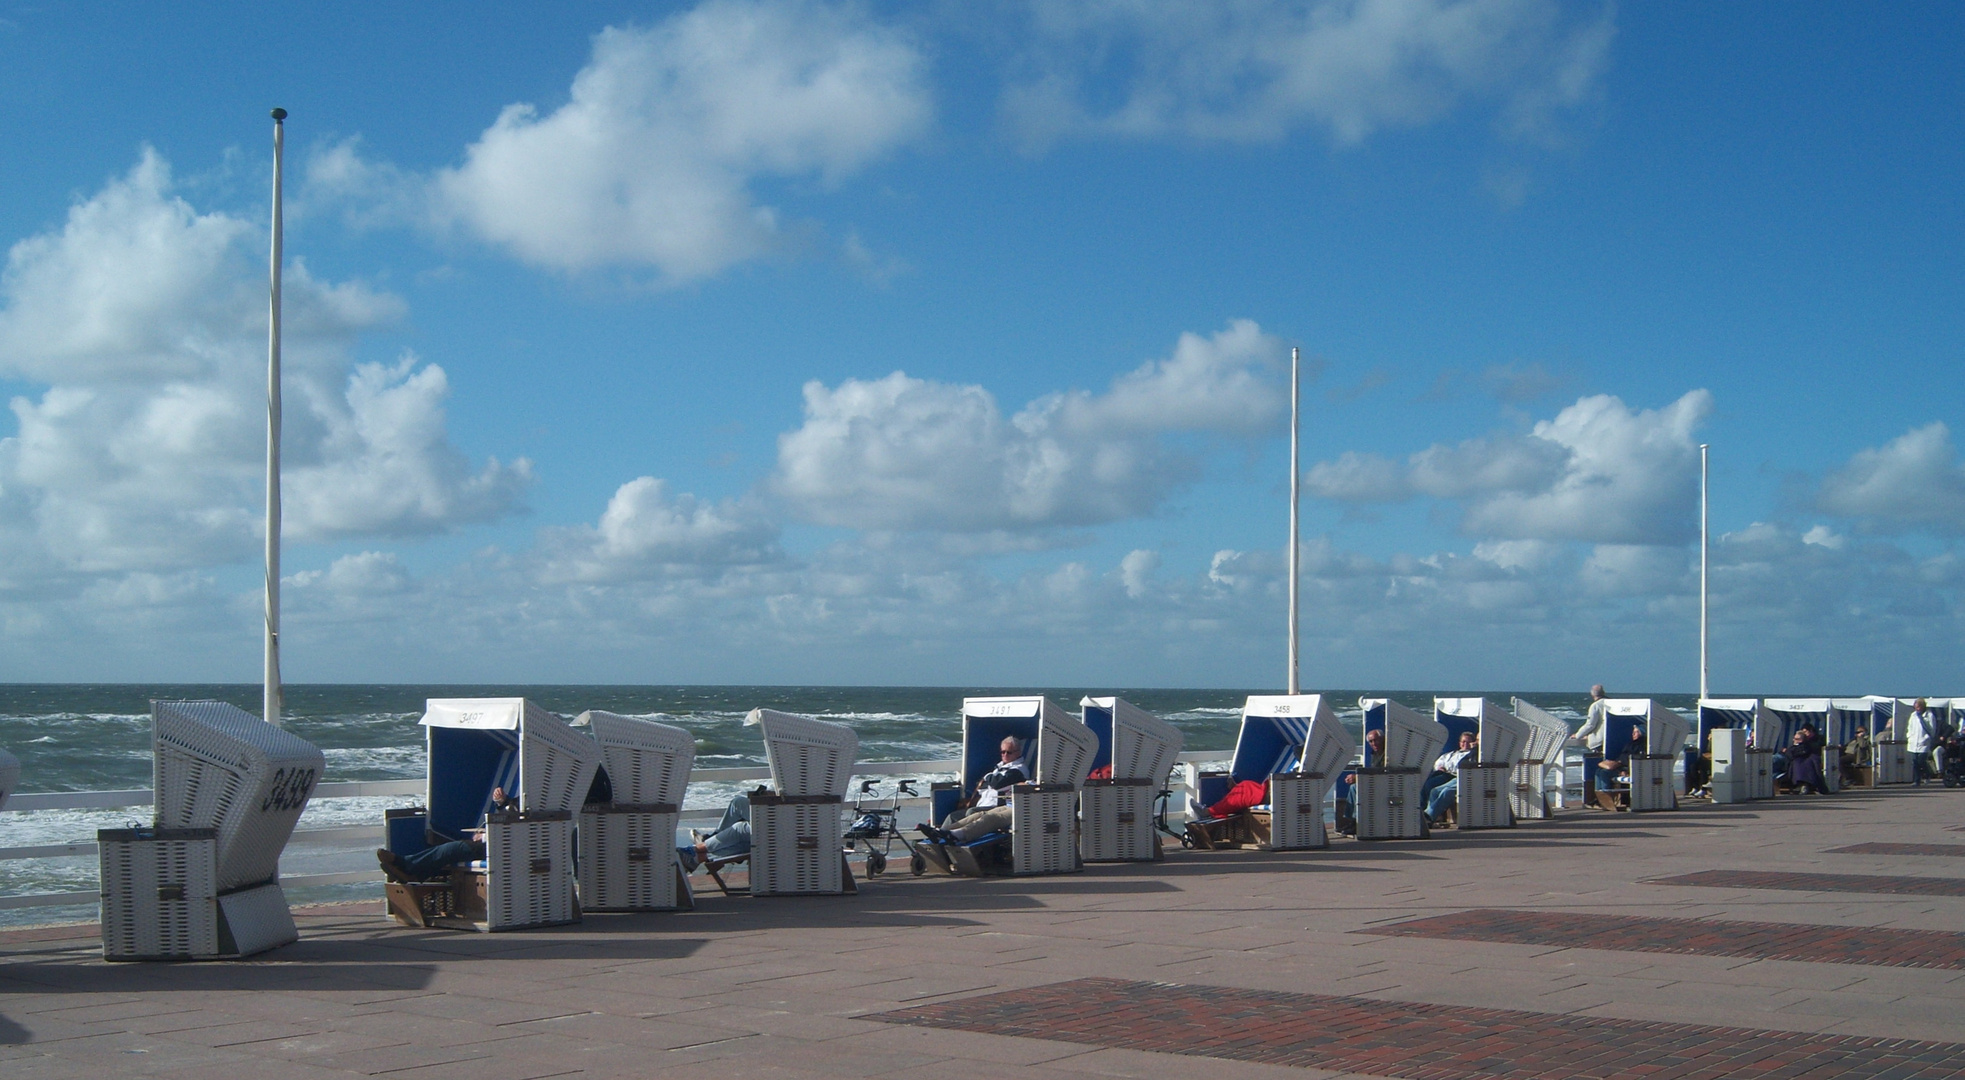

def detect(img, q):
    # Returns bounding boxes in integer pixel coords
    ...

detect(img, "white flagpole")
[264,107,286,727]
[1288,346,1300,695]
[1699,442,1709,702]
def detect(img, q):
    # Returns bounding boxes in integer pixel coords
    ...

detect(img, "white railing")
[0,753,1233,912]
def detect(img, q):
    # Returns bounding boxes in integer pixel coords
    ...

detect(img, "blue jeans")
[1425,778,1458,822]
[678,794,752,871]
[401,839,481,879]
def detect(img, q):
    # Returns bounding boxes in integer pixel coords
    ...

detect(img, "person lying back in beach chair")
[376,787,518,881]
[1423,731,1477,826]
[680,792,756,894]
[914,737,1028,860]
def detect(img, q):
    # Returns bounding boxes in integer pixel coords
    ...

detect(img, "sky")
[0,1,1960,693]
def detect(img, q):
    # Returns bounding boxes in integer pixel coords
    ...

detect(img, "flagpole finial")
[271,107,287,122]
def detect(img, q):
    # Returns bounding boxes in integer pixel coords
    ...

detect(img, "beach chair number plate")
[796,836,819,849]
[1043,822,1061,834]
[627,847,650,862]
[530,858,552,874]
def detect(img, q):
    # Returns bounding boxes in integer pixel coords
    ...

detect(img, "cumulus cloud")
[771,319,1286,530]
[1817,422,1965,534]
[1305,390,1711,545]
[538,477,781,582]
[428,0,931,278]
[999,0,1615,147]
[0,151,529,582]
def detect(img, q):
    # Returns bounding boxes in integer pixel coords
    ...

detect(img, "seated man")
[1783,725,1828,794]
[1843,726,1872,784]
[1594,724,1645,806]
[1334,729,1387,836]
[377,786,518,882]
[916,736,1028,846]
[678,792,753,872]
[1424,731,1477,825]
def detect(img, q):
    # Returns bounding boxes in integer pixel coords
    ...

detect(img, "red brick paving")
[1358,907,1965,970]
[1650,868,1965,896]
[876,976,1965,1079]
[1830,842,1965,857]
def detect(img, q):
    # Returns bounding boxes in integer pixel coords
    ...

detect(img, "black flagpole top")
[270,108,287,122]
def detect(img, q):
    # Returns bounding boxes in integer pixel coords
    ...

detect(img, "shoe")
[376,848,413,885]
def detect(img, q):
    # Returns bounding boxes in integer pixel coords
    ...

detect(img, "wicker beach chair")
[574,711,696,912]
[1080,697,1183,862]
[1351,699,1447,840]
[1509,698,1570,818]
[922,697,1095,877]
[744,709,859,896]
[99,700,324,961]
[1434,698,1530,829]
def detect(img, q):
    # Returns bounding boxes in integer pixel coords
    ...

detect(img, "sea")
[0,684,1646,929]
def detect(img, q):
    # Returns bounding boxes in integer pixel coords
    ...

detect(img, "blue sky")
[0,1,1960,693]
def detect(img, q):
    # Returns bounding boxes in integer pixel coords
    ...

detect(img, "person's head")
[1590,684,1606,700]
[1458,731,1476,750]
[1365,729,1385,752]
[999,736,1023,761]
[1916,698,1928,711]
[1631,723,1644,741]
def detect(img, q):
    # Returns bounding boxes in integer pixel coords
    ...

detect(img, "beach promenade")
[3,788,1962,1079]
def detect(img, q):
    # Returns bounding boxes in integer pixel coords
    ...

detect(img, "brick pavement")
[1357,907,1965,969]
[1828,841,1965,857]
[1650,868,1965,897]
[876,976,1965,1080]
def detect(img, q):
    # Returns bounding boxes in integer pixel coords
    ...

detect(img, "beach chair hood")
[1510,699,1571,764]
[745,708,857,797]
[1761,698,1832,750]
[1080,697,1183,782]
[1360,698,1450,770]
[421,698,602,836]
[1435,698,1529,766]
[574,710,695,806]
[1698,698,1764,747]
[1238,695,1354,779]
[962,696,1092,789]
[152,700,326,893]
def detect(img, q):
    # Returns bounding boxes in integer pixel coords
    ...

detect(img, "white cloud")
[1305,390,1711,545]
[1000,0,1614,147]
[1817,422,1965,534]
[771,319,1286,530]
[0,151,529,582]
[430,0,931,278]
[538,476,781,582]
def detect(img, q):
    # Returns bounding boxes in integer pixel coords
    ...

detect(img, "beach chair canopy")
[152,700,326,893]
[1233,695,1356,782]
[1599,699,1685,759]
[1080,697,1183,783]
[574,711,695,806]
[961,696,1095,790]
[1762,698,1833,750]
[745,709,857,798]
[0,745,18,811]
[421,698,602,839]
[1827,700,1869,745]
[1360,698,1450,770]
[1698,698,1763,746]
[1510,699,1571,764]
[1435,698,1528,766]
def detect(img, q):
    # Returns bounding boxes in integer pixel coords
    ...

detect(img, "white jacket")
[1905,708,1939,754]
[1573,699,1610,752]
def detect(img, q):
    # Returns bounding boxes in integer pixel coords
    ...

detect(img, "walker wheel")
[910,853,926,876]
[866,851,886,877]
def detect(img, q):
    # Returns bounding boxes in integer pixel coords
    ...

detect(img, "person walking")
[1570,685,1611,805]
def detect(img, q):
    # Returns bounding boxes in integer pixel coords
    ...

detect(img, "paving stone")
[1651,869,1965,897]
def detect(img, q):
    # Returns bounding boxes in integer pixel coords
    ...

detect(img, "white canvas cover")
[575,711,695,806]
[1435,698,1528,766]
[1762,698,1832,747]
[0,746,18,811]
[1361,698,1450,771]
[1082,696,1184,782]
[1510,699,1570,764]
[745,709,857,798]
[152,700,325,893]
[1243,695,1356,778]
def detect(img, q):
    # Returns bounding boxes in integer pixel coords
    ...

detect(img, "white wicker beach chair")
[744,709,858,895]
[1080,697,1184,862]
[573,711,696,912]
[1435,698,1530,829]
[102,700,325,960]
[1509,698,1570,819]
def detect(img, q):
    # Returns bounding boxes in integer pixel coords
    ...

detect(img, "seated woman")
[678,792,753,872]
[376,787,518,882]
[1784,725,1828,794]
